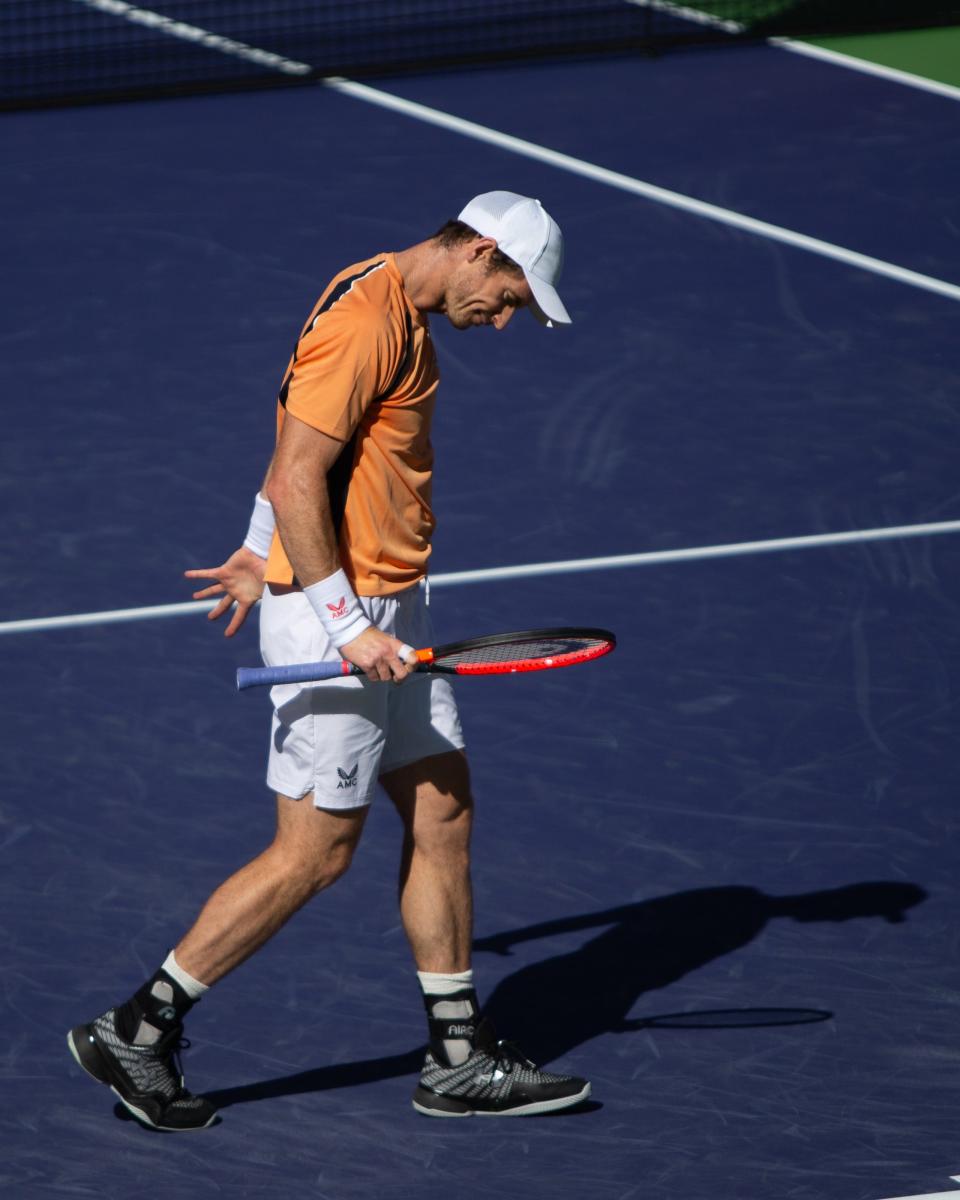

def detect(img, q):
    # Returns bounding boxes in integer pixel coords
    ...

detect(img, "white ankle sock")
[416,969,473,996]
[163,950,210,1000]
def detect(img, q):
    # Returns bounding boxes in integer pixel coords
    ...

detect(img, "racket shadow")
[622,1007,833,1030]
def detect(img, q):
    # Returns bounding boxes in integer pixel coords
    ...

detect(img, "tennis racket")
[236,627,616,691]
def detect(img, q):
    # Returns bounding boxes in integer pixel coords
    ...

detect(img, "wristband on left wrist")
[243,492,275,559]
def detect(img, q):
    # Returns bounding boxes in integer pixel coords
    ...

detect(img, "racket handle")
[236,660,357,690]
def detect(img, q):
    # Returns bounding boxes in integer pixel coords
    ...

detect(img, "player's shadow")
[203,880,924,1112]
[476,880,925,1064]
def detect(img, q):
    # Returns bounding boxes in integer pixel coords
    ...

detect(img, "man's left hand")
[185,546,266,637]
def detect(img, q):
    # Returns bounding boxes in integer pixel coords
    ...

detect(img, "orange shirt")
[264,254,440,596]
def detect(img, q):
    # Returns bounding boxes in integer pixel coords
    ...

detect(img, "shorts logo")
[327,597,349,619]
[337,765,359,789]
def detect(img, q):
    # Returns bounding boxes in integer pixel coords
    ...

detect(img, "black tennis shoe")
[68,1008,218,1131]
[413,1018,590,1117]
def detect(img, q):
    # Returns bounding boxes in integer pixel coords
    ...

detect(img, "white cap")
[457,190,570,328]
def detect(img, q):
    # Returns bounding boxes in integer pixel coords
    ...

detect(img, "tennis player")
[68,192,591,1130]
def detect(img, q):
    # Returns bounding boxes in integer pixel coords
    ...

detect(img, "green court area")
[806,24,960,89]
[673,3,960,90]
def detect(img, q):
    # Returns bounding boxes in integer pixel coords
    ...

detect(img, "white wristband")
[243,493,275,559]
[303,569,372,650]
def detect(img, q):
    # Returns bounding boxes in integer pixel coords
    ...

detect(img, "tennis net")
[4,1,959,110]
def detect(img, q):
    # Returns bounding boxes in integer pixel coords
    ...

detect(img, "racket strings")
[435,635,610,668]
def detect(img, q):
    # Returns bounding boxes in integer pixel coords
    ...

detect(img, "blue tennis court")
[2,17,959,1200]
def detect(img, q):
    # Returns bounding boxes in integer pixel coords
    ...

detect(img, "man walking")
[68,192,590,1130]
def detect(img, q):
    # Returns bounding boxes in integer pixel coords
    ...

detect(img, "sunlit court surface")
[2,5,960,1198]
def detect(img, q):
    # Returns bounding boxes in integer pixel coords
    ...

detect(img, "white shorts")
[259,583,465,810]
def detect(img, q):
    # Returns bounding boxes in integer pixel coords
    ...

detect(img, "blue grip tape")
[236,660,351,690]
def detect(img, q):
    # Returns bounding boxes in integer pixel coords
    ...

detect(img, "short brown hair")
[431,219,523,276]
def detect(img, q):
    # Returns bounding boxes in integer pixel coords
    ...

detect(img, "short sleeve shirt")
[264,254,440,596]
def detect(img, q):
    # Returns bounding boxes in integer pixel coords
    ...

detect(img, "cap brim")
[526,274,571,328]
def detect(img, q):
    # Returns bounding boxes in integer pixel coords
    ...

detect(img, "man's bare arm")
[263,414,342,583]
[265,412,414,682]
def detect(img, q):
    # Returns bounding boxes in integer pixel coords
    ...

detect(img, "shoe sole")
[67,1028,217,1132]
[412,1081,591,1118]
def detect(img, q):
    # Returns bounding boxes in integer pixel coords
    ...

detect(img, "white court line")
[70,0,312,75]
[628,0,960,103]
[626,0,743,34]
[878,1193,960,1199]
[771,38,960,104]
[324,78,960,304]
[2,520,959,636]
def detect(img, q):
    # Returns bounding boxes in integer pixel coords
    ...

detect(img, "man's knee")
[273,794,367,895]
[409,790,474,865]
[310,831,360,891]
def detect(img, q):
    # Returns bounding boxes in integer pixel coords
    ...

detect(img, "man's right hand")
[185,546,266,638]
[341,627,418,683]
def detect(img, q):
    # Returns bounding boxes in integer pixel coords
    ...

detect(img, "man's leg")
[381,751,591,1118]
[176,794,368,983]
[381,751,480,1074]
[381,749,474,976]
[68,794,367,1131]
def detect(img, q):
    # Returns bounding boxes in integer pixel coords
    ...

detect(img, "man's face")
[441,243,533,331]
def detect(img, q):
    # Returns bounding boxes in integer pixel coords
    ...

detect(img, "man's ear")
[465,236,498,263]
